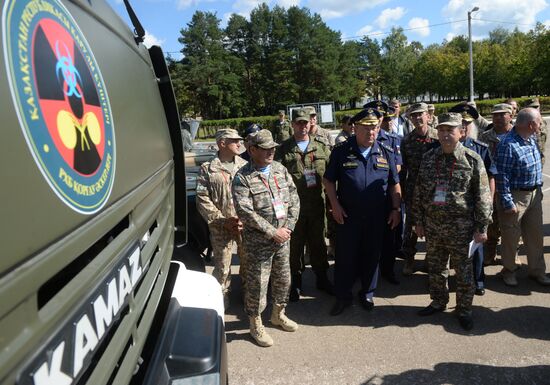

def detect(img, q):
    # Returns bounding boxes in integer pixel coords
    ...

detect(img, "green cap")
[409,102,428,114]
[215,128,243,141]
[492,103,513,114]
[292,108,309,123]
[436,112,463,128]
[304,106,317,115]
[248,129,279,149]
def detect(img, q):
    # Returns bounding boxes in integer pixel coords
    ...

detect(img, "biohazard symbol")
[34,18,104,175]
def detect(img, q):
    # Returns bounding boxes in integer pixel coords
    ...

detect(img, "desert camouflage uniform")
[537,119,547,165]
[335,130,352,144]
[312,125,335,148]
[275,136,330,277]
[196,155,248,296]
[232,161,300,316]
[412,143,492,315]
[400,127,439,260]
[428,115,439,129]
[273,119,292,143]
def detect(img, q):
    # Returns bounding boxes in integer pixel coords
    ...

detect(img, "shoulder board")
[473,138,489,148]
[313,136,329,146]
[380,142,394,153]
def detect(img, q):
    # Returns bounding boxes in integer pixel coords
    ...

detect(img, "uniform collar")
[350,136,381,156]
[436,141,465,160]
[209,155,245,173]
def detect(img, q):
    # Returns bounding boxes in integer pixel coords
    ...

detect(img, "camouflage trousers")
[401,206,418,261]
[290,208,329,275]
[483,202,500,263]
[244,242,291,317]
[426,239,475,316]
[209,226,245,297]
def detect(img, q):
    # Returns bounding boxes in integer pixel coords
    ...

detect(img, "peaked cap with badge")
[350,108,382,125]
[449,102,479,122]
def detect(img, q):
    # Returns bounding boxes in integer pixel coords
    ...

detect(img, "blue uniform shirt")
[462,137,498,177]
[377,130,403,166]
[324,136,399,217]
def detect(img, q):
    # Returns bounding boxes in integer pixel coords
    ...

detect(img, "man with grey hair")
[495,108,550,287]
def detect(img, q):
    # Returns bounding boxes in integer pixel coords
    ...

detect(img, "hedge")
[196,96,549,139]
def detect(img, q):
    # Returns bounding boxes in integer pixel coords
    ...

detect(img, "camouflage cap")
[278,110,286,115]
[248,129,279,149]
[525,97,540,108]
[436,112,463,128]
[492,103,513,114]
[304,106,317,115]
[292,108,310,122]
[216,128,243,141]
[408,102,429,114]
[351,108,382,125]
[427,104,435,111]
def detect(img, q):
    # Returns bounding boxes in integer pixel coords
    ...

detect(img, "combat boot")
[249,316,273,347]
[315,270,335,295]
[289,274,302,302]
[270,304,298,332]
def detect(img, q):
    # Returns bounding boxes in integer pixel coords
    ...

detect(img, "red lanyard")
[260,173,280,195]
[435,157,456,182]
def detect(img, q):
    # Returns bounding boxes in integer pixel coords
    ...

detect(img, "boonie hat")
[216,128,243,141]
[436,112,463,128]
[351,108,382,125]
[248,129,279,149]
[491,103,513,114]
[408,102,429,114]
[292,108,310,123]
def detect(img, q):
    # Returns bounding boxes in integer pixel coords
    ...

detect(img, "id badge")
[433,183,448,205]
[304,168,317,188]
[273,197,286,219]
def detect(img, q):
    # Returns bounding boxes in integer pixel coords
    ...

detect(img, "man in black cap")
[324,108,401,315]
[241,123,262,162]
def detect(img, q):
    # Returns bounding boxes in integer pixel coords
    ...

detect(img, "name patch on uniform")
[343,161,358,169]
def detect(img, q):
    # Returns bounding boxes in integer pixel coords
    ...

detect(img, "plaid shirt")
[495,128,542,210]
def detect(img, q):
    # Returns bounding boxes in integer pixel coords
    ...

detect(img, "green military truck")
[0,0,227,384]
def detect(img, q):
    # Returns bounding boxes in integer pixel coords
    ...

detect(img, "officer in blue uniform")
[240,123,262,162]
[452,104,497,296]
[364,101,403,284]
[323,108,402,315]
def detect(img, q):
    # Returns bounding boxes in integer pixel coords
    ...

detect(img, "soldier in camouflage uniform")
[273,110,292,143]
[232,129,300,347]
[305,106,335,148]
[400,102,439,275]
[196,129,248,309]
[524,98,547,165]
[478,104,514,265]
[335,114,354,144]
[427,104,439,129]
[275,108,334,302]
[413,113,492,331]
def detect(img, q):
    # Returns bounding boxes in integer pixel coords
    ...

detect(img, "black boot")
[315,270,335,295]
[289,274,302,302]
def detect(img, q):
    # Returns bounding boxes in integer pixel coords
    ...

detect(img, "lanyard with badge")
[298,151,317,188]
[433,157,456,206]
[260,174,286,219]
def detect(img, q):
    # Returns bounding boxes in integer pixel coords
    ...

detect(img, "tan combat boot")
[270,304,298,332]
[249,316,273,347]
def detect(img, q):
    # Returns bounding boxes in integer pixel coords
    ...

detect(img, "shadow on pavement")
[361,363,550,385]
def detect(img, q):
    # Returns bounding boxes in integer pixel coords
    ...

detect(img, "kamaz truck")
[0,0,227,384]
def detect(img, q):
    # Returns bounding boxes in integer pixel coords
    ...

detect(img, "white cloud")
[408,17,430,37]
[176,0,194,10]
[143,30,165,48]
[544,19,550,27]
[357,25,373,35]
[445,32,456,41]
[311,0,390,20]
[232,0,264,16]
[443,0,548,37]
[276,0,300,8]
[375,7,406,28]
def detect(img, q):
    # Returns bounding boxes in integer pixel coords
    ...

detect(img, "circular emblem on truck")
[3,0,115,214]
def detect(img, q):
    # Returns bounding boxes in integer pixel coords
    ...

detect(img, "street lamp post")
[468,6,479,102]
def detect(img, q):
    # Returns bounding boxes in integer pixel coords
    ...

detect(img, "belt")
[516,185,541,191]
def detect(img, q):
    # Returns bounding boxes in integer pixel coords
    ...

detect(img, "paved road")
[214,120,550,385]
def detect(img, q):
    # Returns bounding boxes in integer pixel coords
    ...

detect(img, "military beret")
[351,108,382,125]
[248,129,279,149]
[449,102,479,121]
[436,112,463,128]
[216,128,243,141]
[491,103,513,114]
[524,97,540,108]
[244,123,262,137]
[292,108,309,123]
[408,102,429,114]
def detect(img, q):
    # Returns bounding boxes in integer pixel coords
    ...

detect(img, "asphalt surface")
[211,120,550,385]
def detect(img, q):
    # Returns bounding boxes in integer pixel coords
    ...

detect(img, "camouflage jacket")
[232,161,300,253]
[335,130,352,144]
[313,125,335,148]
[537,118,547,163]
[400,127,439,203]
[273,119,292,143]
[428,115,439,129]
[275,136,330,211]
[412,143,493,240]
[478,125,509,157]
[196,155,248,229]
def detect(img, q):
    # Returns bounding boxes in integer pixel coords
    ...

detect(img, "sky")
[107,0,550,60]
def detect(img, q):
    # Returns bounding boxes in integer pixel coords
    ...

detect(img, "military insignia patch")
[3,0,115,214]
